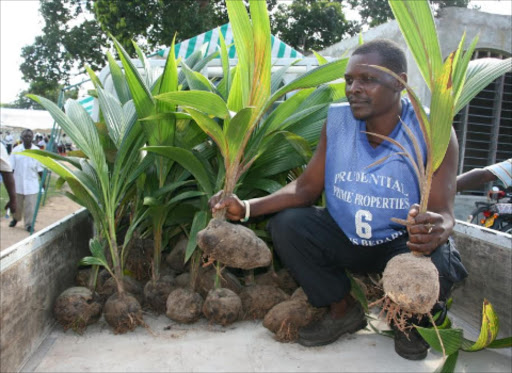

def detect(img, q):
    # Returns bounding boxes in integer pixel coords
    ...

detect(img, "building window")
[453,49,512,195]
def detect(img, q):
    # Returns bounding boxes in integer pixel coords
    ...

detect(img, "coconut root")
[369,295,420,333]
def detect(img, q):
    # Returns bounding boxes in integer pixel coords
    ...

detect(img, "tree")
[93,0,277,55]
[16,0,278,108]
[19,0,108,109]
[348,0,471,28]
[271,0,359,54]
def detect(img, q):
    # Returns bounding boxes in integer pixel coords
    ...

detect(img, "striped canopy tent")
[78,96,94,117]
[153,23,303,60]
[80,24,303,118]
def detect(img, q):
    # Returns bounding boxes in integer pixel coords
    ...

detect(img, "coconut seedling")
[363,0,512,360]
[146,0,349,270]
[108,36,220,313]
[144,0,349,326]
[24,64,150,332]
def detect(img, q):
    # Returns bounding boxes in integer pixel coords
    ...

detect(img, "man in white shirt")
[4,131,14,154]
[0,142,17,214]
[9,129,43,232]
[36,135,46,150]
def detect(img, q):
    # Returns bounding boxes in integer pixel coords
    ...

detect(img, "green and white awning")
[79,96,94,116]
[154,23,303,60]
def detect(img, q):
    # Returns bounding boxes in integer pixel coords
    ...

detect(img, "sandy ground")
[0,194,81,251]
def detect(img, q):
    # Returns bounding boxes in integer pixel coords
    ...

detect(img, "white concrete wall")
[451,221,512,338]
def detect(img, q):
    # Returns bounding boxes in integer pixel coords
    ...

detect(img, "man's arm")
[211,123,328,221]
[1,171,17,213]
[456,168,496,192]
[406,128,459,255]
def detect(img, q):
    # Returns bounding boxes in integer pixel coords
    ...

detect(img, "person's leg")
[10,193,24,227]
[268,207,368,307]
[23,193,38,231]
[268,207,373,346]
[429,237,468,301]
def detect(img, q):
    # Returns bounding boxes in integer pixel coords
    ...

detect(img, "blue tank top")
[325,98,427,246]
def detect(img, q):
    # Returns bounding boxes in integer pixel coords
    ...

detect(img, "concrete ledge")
[0,208,93,373]
[451,220,512,338]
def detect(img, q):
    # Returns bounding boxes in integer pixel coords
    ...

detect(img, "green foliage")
[24,68,148,293]
[141,0,348,262]
[108,34,226,277]
[414,299,510,373]
[93,0,278,55]
[271,0,359,53]
[148,1,349,197]
[19,0,108,108]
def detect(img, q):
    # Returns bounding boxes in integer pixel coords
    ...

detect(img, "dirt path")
[0,194,82,251]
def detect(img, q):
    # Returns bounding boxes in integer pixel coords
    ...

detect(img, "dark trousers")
[268,207,468,308]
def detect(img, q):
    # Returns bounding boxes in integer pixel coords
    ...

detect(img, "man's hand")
[208,191,246,221]
[4,199,16,214]
[406,204,447,255]
[1,171,17,214]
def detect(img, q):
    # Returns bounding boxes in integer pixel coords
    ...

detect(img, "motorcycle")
[467,186,512,234]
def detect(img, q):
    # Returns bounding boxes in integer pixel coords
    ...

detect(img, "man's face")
[21,131,34,147]
[344,52,403,121]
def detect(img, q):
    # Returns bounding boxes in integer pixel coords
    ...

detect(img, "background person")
[1,142,17,215]
[36,135,46,149]
[3,131,14,155]
[9,129,44,232]
[457,159,511,192]
[210,39,467,361]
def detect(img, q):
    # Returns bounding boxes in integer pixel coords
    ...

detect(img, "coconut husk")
[143,275,177,314]
[202,288,242,326]
[175,272,192,289]
[240,285,290,320]
[103,292,143,334]
[166,288,204,324]
[194,266,243,298]
[76,268,111,293]
[196,218,272,270]
[262,296,326,342]
[290,287,309,302]
[100,276,144,305]
[54,287,102,334]
[255,269,299,295]
[75,268,91,288]
[124,238,154,282]
[382,253,439,315]
[95,269,112,293]
[166,238,189,273]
